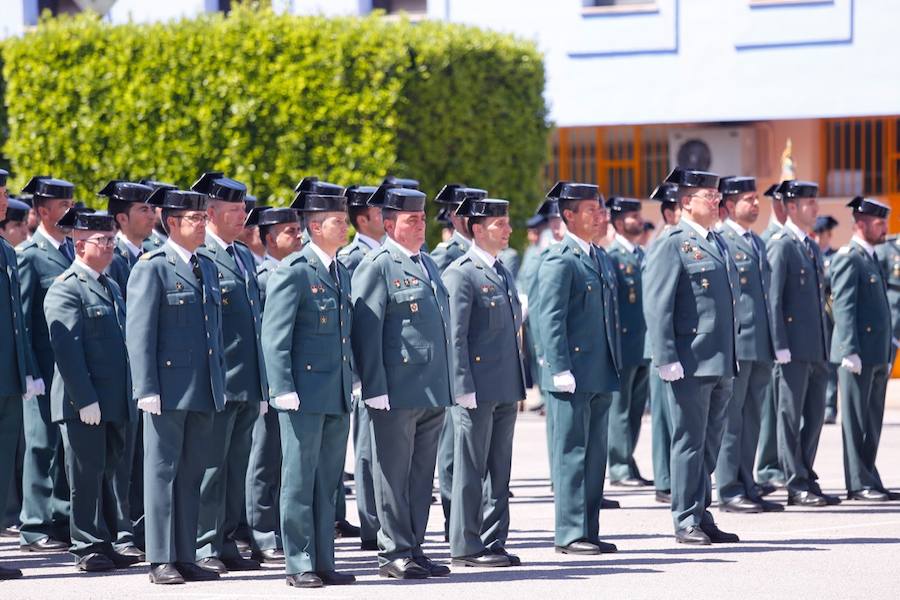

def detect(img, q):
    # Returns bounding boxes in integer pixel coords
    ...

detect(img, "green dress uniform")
[715,215,777,508]
[46,258,136,560]
[822,245,839,421]
[876,235,900,353]
[535,225,620,549]
[126,192,227,567]
[497,247,520,279]
[756,217,786,487]
[767,212,831,501]
[338,231,382,545]
[261,243,353,576]
[605,234,650,484]
[830,210,893,497]
[17,226,74,545]
[195,235,267,563]
[351,232,453,567]
[444,202,525,562]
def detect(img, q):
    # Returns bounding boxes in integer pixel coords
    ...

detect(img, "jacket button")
[208,349,213,355]
[179,299,185,305]
[403,357,409,364]
[306,365,312,370]
[574,346,580,352]
[621,327,628,333]
[475,356,481,362]
[165,360,172,367]
[866,326,872,332]
[692,328,697,333]
[787,317,793,322]
[490,301,496,307]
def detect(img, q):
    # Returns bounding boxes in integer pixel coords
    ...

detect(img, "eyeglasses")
[175,214,209,225]
[691,192,722,203]
[83,236,117,248]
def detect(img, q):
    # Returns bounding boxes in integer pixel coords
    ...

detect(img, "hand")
[775,349,792,365]
[552,371,576,394]
[79,402,102,426]
[137,395,162,415]
[518,293,529,320]
[364,395,391,411]
[259,401,269,416]
[352,381,362,404]
[840,354,862,374]
[456,393,477,410]
[658,362,685,382]
[32,377,46,397]
[273,393,300,411]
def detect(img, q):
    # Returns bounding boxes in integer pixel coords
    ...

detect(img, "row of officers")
[0,166,897,586]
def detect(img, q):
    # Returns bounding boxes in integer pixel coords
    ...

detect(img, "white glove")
[137,395,162,415]
[840,354,862,375]
[775,349,792,365]
[259,401,269,416]
[23,376,36,401]
[352,381,362,404]
[552,370,576,394]
[456,393,477,410]
[364,394,391,411]
[79,402,102,426]
[519,293,529,321]
[32,377,46,397]
[658,362,685,382]
[273,392,300,411]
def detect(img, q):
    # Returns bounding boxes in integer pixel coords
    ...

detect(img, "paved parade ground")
[3,393,899,600]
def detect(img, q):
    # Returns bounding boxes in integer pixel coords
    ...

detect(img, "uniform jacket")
[126,244,226,412]
[431,230,471,272]
[0,238,35,396]
[643,224,739,377]
[106,238,140,303]
[606,238,648,368]
[256,256,280,310]
[876,238,900,342]
[350,240,453,409]
[142,229,166,253]
[261,244,353,415]
[829,240,892,365]
[443,249,526,405]
[45,261,135,423]
[338,234,379,278]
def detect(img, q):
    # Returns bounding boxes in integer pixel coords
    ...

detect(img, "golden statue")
[780,138,796,181]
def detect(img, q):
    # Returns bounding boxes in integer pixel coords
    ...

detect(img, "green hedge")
[1,6,548,247]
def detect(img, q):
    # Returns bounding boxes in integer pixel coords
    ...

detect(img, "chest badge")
[175,282,183,291]
[701,278,710,290]
[628,288,637,304]
[870,275,878,284]
[694,251,704,260]
[681,241,693,253]
[393,279,401,288]
[410,302,419,313]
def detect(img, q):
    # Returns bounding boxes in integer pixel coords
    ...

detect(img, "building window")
[218,0,232,13]
[37,0,83,16]
[582,0,658,14]
[822,118,892,197]
[373,0,427,15]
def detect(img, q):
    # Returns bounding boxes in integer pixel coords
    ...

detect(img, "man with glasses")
[17,175,77,554]
[127,187,227,585]
[644,168,741,545]
[44,208,139,573]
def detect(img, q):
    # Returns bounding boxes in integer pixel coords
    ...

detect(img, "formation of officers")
[0,164,897,586]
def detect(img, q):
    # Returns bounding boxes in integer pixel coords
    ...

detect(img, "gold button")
[475,356,481,362]
[866,326,872,332]
[306,365,312,370]
[343,356,347,361]
[692,328,697,333]
[165,360,172,366]
[587,285,592,291]
[179,299,185,305]
[574,346,580,352]
[342,338,347,343]
[490,301,496,307]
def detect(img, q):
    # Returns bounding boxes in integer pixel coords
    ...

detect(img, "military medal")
[393,279,401,288]
[482,285,490,294]
[625,264,634,275]
[682,241,692,253]
[694,251,704,260]
[175,282,183,291]
[628,288,637,304]
[320,315,327,324]
[701,278,710,289]
[311,285,319,294]
[410,302,419,313]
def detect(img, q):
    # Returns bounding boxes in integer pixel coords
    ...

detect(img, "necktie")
[744,232,761,258]
[804,238,817,262]
[635,246,644,267]
[329,261,341,290]
[189,255,204,287]
[411,254,429,281]
[226,245,245,278]
[61,239,75,263]
[709,232,727,260]
[494,259,508,292]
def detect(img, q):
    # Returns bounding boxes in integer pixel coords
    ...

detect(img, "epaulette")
[435,241,450,250]
[288,253,311,267]
[837,246,851,255]
[140,248,165,261]
[771,231,785,241]
[16,239,36,253]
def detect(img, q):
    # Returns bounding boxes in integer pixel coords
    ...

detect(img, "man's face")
[236,226,264,255]
[76,231,116,270]
[312,212,349,249]
[549,217,565,241]
[169,210,208,250]
[386,211,427,251]
[859,216,888,246]
[815,230,833,250]
[38,198,74,233]
[207,200,247,242]
[359,206,384,238]
[121,202,156,240]
[683,188,721,227]
[732,191,760,224]
[268,222,303,255]
[1,221,28,247]
[564,200,603,240]
[619,211,644,237]
[474,216,512,254]
[0,186,8,220]
[788,198,818,229]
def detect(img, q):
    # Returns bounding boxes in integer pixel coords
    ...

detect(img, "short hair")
[259,224,273,248]
[160,208,185,235]
[108,198,133,221]
[381,207,400,222]
[558,199,580,226]
[348,205,367,230]
[467,216,487,238]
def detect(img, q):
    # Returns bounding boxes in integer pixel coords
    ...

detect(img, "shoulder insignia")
[435,242,449,250]
[771,232,784,241]
[141,248,165,261]
[837,246,851,255]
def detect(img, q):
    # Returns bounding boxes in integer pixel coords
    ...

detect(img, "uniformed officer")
[261,183,356,588]
[245,206,302,565]
[43,208,138,572]
[714,177,782,514]
[605,197,652,488]
[876,223,900,366]
[126,187,227,584]
[0,171,33,580]
[645,182,680,504]
[830,197,898,501]
[533,181,620,555]
[1,196,30,248]
[138,180,177,252]
[444,197,525,568]
[236,194,266,266]
[756,182,788,495]
[430,183,487,537]
[767,180,839,507]
[97,180,156,559]
[190,171,267,573]
[17,175,76,553]
[351,186,453,579]
[338,184,382,551]
[814,215,841,425]
[643,168,741,545]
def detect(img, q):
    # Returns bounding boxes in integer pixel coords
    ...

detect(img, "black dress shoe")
[787,491,828,507]
[222,555,261,571]
[555,541,600,555]
[334,519,361,538]
[0,565,23,580]
[76,553,115,572]
[756,482,777,497]
[20,537,68,552]
[595,540,618,554]
[756,498,784,512]
[881,489,900,501]
[700,523,740,543]
[378,558,429,579]
[317,569,356,585]
[720,496,763,514]
[848,488,889,502]
[251,548,285,564]
[117,545,146,559]
[808,485,842,505]
[176,562,220,581]
[675,527,711,545]
[286,572,323,588]
[610,476,653,488]
[195,557,228,574]
[655,490,671,504]
[451,551,510,568]
[490,547,521,566]
[413,555,450,576]
[600,497,620,509]
[106,550,143,568]
[0,526,19,538]
[149,563,184,585]
[360,539,379,551]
